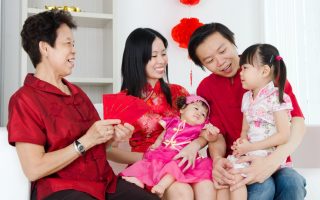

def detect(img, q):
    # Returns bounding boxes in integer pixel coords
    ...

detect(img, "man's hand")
[230,155,279,191]
[212,157,235,186]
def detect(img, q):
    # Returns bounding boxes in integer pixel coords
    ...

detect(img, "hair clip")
[269,55,274,64]
[275,55,282,61]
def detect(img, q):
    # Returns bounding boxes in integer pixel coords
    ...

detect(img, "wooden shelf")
[66,77,113,86]
[27,8,112,28]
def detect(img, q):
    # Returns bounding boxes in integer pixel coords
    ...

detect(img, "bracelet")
[73,140,86,155]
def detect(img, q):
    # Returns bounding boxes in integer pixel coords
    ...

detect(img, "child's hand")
[202,123,220,142]
[232,138,251,157]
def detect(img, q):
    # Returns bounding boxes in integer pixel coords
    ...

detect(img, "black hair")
[188,22,235,70]
[120,28,172,106]
[176,96,209,115]
[239,44,287,103]
[20,10,77,68]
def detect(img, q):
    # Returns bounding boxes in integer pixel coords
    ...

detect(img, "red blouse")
[7,74,117,200]
[129,81,189,152]
[197,69,304,155]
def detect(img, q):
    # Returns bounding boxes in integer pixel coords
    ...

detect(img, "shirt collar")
[24,73,79,96]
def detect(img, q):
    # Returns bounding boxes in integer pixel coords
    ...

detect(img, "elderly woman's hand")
[81,119,121,150]
[114,122,134,142]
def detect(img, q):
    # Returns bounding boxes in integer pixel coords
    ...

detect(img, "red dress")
[7,74,117,200]
[129,81,189,152]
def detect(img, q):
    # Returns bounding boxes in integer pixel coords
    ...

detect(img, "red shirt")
[7,74,117,200]
[197,69,304,155]
[130,81,189,152]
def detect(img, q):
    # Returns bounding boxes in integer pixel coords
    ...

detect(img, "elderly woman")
[7,10,158,200]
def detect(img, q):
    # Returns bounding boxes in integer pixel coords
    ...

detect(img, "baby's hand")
[202,123,220,142]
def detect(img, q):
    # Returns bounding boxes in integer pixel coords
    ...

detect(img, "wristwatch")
[74,140,86,155]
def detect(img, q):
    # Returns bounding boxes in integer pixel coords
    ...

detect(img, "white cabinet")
[21,0,115,103]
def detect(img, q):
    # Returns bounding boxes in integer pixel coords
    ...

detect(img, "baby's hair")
[176,96,209,112]
[176,96,187,110]
[240,43,287,103]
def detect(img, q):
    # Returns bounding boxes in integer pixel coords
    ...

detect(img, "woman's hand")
[172,141,201,172]
[229,155,279,191]
[81,119,121,149]
[114,122,134,142]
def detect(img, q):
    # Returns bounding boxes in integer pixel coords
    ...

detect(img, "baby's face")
[180,101,208,125]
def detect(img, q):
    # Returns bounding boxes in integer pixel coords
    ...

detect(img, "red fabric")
[129,81,189,153]
[7,74,117,200]
[197,69,304,155]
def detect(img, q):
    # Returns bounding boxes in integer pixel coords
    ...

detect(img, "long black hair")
[121,28,172,106]
[240,44,287,103]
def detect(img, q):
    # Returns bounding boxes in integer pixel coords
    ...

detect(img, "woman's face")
[180,101,208,126]
[45,23,76,77]
[195,32,240,78]
[145,37,168,87]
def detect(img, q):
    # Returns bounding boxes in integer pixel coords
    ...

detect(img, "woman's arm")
[16,119,120,181]
[107,146,143,164]
[230,116,305,191]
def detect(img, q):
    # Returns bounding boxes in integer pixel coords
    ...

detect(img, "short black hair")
[20,10,76,68]
[188,23,235,70]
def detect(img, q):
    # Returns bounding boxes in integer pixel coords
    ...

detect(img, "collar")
[24,73,79,96]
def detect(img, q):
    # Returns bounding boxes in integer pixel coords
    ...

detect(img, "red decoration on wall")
[180,0,200,6]
[171,18,203,49]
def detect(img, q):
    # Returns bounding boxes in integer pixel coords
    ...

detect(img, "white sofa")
[1,126,319,200]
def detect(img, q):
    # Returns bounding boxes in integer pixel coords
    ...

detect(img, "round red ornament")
[171,17,203,49]
[180,0,200,6]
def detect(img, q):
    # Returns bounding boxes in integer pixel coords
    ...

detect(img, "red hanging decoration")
[180,0,200,6]
[171,17,203,49]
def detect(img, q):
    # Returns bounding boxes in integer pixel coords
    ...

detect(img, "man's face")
[196,32,240,78]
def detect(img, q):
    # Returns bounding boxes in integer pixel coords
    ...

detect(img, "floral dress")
[229,81,293,168]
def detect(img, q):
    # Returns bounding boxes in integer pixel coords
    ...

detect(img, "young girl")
[120,95,219,199]
[224,44,293,200]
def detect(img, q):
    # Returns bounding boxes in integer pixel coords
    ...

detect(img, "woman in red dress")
[107,28,205,200]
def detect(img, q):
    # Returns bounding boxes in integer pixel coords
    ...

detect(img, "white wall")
[114,0,264,93]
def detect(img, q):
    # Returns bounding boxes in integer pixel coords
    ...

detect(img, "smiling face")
[145,37,168,86]
[44,23,76,78]
[196,32,240,78]
[180,101,208,126]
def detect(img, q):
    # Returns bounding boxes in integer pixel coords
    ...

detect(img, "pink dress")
[120,117,213,187]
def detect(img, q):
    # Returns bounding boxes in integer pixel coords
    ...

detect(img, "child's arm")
[234,110,291,155]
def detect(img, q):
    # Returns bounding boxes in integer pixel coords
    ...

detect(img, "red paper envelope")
[103,93,149,124]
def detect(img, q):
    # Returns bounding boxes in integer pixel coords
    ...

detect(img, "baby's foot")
[151,184,166,198]
[122,176,144,188]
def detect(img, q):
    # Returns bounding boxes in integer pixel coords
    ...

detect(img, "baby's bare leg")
[151,174,175,198]
[122,176,144,188]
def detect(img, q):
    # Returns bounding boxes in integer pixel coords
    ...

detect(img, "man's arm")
[230,117,306,191]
